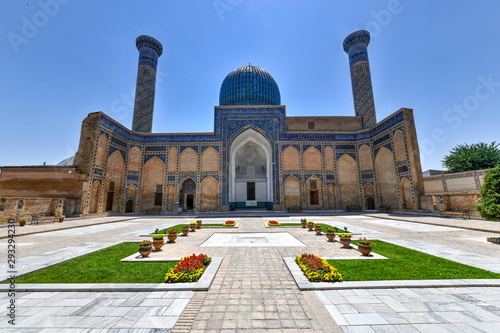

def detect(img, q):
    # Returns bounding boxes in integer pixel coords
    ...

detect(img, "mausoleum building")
[0,31,425,219]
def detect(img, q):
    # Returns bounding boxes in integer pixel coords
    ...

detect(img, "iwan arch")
[0,31,425,217]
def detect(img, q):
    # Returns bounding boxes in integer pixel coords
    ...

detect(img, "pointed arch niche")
[104,151,125,212]
[125,185,137,213]
[283,176,301,209]
[141,157,165,211]
[337,154,361,209]
[200,177,219,211]
[400,177,413,210]
[327,184,336,209]
[229,128,273,205]
[375,148,399,209]
[89,181,101,214]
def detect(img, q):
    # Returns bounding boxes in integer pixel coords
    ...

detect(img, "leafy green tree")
[442,142,500,173]
[476,164,500,221]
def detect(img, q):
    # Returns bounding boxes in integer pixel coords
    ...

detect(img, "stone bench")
[31,214,59,224]
[439,209,470,219]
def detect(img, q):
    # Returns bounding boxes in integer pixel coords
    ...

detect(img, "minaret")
[343,30,376,129]
[132,35,163,133]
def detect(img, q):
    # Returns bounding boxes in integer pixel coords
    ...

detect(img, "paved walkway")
[317,286,500,332]
[183,219,342,332]
[1,213,500,332]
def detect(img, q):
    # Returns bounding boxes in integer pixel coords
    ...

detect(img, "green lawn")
[327,240,500,281]
[13,242,178,284]
[153,223,234,234]
[276,223,351,233]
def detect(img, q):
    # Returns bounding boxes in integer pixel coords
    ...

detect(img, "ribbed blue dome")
[219,64,281,106]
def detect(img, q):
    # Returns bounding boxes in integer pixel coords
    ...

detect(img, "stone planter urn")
[307,223,314,231]
[326,231,335,242]
[167,233,177,243]
[139,245,153,258]
[358,244,372,256]
[339,237,352,248]
[190,224,197,232]
[153,239,164,251]
[182,227,190,236]
[197,220,202,229]
[300,220,307,228]
[315,226,322,235]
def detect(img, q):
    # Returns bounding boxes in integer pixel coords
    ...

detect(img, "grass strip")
[277,223,351,233]
[13,242,178,284]
[327,240,500,281]
[153,223,232,234]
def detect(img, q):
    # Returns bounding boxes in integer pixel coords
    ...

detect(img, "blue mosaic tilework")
[111,136,127,148]
[144,154,165,163]
[373,134,390,146]
[374,144,393,157]
[201,175,219,182]
[145,145,166,152]
[108,146,126,161]
[303,145,321,152]
[336,153,356,160]
[305,174,323,181]
[398,165,409,173]
[99,108,404,144]
[336,144,356,150]
[137,48,159,68]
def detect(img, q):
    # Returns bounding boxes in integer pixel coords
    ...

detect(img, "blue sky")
[1,0,500,171]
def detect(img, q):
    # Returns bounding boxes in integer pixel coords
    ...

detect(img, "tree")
[442,142,500,173]
[476,164,500,221]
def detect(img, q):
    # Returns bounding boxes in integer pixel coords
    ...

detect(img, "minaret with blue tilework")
[132,35,163,133]
[343,30,376,129]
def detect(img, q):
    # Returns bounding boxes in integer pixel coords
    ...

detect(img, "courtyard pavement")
[0,212,500,332]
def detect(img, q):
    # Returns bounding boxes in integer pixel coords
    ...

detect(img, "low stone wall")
[0,197,65,224]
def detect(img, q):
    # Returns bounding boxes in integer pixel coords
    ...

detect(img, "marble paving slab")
[200,232,306,247]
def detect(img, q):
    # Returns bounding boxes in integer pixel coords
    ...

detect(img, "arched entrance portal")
[180,178,196,211]
[125,200,134,213]
[229,128,273,209]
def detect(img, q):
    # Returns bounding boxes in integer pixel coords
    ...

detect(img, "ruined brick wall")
[73,112,100,176]
[423,170,486,194]
[0,197,65,224]
[422,169,485,216]
[0,167,84,199]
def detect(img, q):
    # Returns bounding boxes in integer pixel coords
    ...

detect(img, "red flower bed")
[295,253,342,282]
[173,254,210,273]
